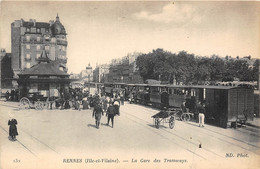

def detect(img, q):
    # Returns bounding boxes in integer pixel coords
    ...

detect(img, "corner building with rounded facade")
[11,14,67,77]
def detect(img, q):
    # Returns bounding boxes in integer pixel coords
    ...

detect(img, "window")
[59,46,61,51]
[26,28,30,32]
[37,45,40,50]
[45,46,50,50]
[26,36,30,42]
[36,53,40,59]
[37,37,41,42]
[26,45,30,49]
[26,54,31,60]
[51,38,56,43]
[37,28,40,33]
[25,62,30,69]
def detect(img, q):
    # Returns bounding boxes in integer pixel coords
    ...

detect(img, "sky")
[0,1,259,74]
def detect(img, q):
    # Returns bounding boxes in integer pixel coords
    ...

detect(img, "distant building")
[93,64,109,83]
[11,14,68,77]
[107,52,143,83]
[80,63,93,82]
[69,73,80,79]
[0,49,13,94]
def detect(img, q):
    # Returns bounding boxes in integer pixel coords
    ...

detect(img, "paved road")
[0,101,259,169]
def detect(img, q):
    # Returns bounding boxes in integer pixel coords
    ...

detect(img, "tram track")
[0,118,61,159]
[0,125,38,158]
[126,104,260,145]
[121,112,207,160]
[121,107,223,160]
[122,104,260,157]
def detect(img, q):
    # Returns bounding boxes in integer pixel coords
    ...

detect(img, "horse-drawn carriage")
[19,92,49,110]
[19,92,62,110]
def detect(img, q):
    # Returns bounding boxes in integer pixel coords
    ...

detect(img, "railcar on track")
[85,82,255,128]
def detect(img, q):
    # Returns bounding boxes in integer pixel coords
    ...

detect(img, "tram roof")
[166,84,242,90]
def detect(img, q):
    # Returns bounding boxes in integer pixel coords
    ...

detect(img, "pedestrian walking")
[92,103,104,129]
[106,102,116,128]
[197,102,205,127]
[82,97,89,109]
[8,112,18,141]
[113,99,120,116]
[120,91,124,105]
[5,91,10,101]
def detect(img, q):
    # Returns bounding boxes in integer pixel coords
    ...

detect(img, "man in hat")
[106,102,116,128]
[92,102,103,129]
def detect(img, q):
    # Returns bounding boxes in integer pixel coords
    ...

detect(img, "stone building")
[11,14,68,77]
[80,63,93,82]
[93,64,109,83]
[0,49,13,95]
[106,52,143,83]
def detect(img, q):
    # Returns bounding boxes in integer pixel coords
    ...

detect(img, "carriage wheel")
[19,97,30,109]
[35,101,43,110]
[181,114,190,122]
[169,116,175,129]
[42,102,49,109]
[155,117,160,129]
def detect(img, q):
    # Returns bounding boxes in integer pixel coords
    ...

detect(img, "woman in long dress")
[8,113,18,141]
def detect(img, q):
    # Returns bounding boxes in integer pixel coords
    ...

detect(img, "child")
[8,112,18,141]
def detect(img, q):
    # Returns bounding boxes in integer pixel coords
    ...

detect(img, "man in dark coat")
[106,102,116,128]
[8,113,18,141]
[92,103,104,129]
[5,91,10,101]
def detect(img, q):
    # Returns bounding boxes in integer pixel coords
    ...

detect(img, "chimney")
[33,19,36,26]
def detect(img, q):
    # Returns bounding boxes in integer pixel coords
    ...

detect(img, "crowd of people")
[5,89,20,102]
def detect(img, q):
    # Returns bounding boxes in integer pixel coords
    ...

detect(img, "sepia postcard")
[0,1,259,169]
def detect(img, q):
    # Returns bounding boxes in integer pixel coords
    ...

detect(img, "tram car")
[133,84,150,105]
[104,82,126,97]
[199,85,254,128]
[101,82,254,128]
[84,82,103,95]
[149,84,169,108]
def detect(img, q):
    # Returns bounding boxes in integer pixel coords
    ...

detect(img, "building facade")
[106,52,143,83]
[93,64,109,83]
[80,64,93,82]
[0,49,13,96]
[11,14,67,77]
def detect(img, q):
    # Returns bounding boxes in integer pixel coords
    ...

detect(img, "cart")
[19,92,49,110]
[151,108,178,129]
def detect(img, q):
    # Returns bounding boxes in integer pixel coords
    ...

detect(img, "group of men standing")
[92,96,121,129]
